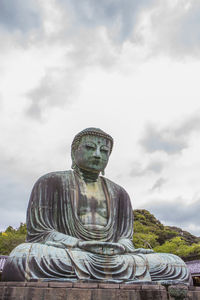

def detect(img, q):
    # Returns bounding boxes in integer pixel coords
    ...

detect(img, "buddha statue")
[2,128,190,283]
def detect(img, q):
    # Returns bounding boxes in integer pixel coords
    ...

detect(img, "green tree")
[0,223,27,255]
[154,237,200,257]
[133,209,200,258]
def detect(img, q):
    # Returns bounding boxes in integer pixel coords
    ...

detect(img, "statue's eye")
[101,147,109,154]
[85,144,96,150]
[101,149,108,153]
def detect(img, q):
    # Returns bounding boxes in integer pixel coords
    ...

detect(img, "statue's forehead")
[80,135,111,146]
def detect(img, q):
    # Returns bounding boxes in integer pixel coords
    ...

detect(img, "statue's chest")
[77,180,108,226]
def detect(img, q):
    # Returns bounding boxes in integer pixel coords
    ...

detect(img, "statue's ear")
[71,151,75,169]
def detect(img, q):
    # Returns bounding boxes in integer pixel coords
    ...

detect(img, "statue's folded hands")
[44,232,80,248]
[130,248,154,254]
[45,240,78,249]
[45,239,153,255]
[78,241,126,255]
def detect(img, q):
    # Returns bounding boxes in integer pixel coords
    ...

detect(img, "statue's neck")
[73,165,99,183]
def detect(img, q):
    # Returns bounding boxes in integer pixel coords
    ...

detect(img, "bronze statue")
[2,128,190,283]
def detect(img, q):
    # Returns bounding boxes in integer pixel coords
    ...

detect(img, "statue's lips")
[90,159,101,165]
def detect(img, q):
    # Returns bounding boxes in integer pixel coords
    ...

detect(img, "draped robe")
[2,170,190,283]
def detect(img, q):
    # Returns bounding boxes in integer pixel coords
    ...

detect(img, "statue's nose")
[93,148,101,159]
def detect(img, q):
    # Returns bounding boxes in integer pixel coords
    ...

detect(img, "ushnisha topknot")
[71,127,114,155]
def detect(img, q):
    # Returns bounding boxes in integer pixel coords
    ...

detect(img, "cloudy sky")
[1,0,200,236]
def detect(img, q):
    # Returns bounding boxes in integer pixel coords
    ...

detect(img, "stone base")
[0,281,199,300]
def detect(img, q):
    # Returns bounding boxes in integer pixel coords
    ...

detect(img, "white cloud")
[139,0,200,57]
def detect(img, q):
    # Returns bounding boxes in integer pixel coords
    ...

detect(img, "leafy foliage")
[133,209,200,258]
[0,223,26,255]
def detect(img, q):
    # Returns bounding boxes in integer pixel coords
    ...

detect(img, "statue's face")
[74,135,111,173]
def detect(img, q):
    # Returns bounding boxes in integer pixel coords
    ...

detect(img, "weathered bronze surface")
[2,128,191,283]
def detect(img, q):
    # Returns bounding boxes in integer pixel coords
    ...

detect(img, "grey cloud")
[67,30,119,69]
[0,176,29,211]
[130,162,145,177]
[140,113,200,155]
[144,197,200,235]
[180,6,200,55]
[146,160,164,174]
[150,177,167,191]
[27,102,42,120]
[0,176,30,230]
[60,0,154,41]
[0,0,41,32]
[140,125,187,154]
[0,209,26,231]
[62,0,200,54]
[130,159,165,177]
[0,94,2,109]
[149,2,200,56]
[26,68,78,120]
[176,115,200,136]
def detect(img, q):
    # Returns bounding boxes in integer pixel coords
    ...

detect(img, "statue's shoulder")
[101,176,129,197]
[35,170,72,184]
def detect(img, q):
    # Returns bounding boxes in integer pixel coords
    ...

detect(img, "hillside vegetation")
[133,209,200,258]
[0,223,27,255]
[1,210,200,258]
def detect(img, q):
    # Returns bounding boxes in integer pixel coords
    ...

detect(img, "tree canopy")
[133,209,200,258]
[0,223,26,255]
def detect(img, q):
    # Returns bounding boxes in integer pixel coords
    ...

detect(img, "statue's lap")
[4,242,189,283]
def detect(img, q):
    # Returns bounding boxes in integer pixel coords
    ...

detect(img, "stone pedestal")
[0,281,199,300]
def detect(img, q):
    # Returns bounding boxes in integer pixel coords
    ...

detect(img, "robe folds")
[2,170,190,283]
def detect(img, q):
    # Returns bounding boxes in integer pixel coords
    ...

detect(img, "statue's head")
[71,127,113,174]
